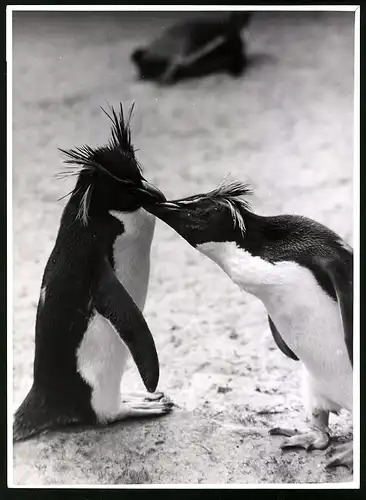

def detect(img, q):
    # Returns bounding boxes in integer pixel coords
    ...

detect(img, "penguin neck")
[109,209,156,243]
[196,240,284,296]
[196,212,299,296]
[108,209,156,309]
[232,211,306,260]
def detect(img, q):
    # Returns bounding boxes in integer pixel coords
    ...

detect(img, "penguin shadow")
[12,422,98,444]
[13,403,179,444]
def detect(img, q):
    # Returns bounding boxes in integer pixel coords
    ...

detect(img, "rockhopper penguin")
[143,180,354,470]
[13,103,173,442]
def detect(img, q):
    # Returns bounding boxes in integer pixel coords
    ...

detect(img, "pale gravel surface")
[12,11,354,485]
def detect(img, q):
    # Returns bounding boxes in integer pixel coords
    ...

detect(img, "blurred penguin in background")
[131,11,253,84]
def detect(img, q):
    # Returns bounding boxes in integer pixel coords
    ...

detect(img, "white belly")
[261,271,352,411]
[76,208,156,418]
[197,241,353,411]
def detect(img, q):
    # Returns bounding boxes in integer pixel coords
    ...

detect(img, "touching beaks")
[137,180,167,203]
[160,201,181,209]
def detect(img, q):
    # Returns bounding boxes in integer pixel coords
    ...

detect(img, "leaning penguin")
[13,103,173,442]
[143,180,354,470]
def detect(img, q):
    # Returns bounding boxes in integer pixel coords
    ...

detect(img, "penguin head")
[131,48,146,65]
[58,103,166,224]
[144,180,253,247]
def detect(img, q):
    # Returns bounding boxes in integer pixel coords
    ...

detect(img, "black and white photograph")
[8,5,359,487]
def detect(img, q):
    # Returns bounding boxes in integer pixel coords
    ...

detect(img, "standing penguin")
[131,12,253,84]
[13,103,173,442]
[143,180,354,470]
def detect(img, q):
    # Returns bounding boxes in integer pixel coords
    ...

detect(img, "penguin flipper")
[321,258,353,366]
[268,315,299,361]
[93,256,159,393]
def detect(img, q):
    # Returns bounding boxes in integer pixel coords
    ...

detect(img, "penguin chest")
[110,208,156,310]
[197,241,353,410]
[262,275,352,410]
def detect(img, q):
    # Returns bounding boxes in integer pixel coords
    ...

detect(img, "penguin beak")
[143,200,197,239]
[136,180,167,203]
[145,202,208,248]
[159,201,181,209]
[143,199,182,215]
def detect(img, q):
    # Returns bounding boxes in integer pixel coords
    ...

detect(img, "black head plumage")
[143,179,254,246]
[164,179,253,234]
[57,103,165,224]
[58,103,141,184]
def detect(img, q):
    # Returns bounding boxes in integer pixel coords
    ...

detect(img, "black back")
[13,104,166,440]
[144,183,353,364]
[238,212,352,303]
[27,203,125,423]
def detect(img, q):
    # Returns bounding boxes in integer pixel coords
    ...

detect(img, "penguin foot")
[326,442,353,471]
[269,427,298,438]
[117,393,174,420]
[121,391,167,403]
[269,427,330,451]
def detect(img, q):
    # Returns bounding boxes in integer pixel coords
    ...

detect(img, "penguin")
[143,180,354,470]
[13,103,173,442]
[131,12,253,84]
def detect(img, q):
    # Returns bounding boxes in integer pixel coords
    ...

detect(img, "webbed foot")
[269,427,330,451]
[326,442,353,471]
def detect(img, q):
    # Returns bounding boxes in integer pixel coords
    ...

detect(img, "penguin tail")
[13,412,43,442]
[13,389,49,442]
[13,386,87,442]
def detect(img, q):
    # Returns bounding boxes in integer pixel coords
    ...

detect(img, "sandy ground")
[11,11,354,485]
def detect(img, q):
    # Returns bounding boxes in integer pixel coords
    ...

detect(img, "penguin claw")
[282,431,330,451]
[270,428,330,451]
[122,391,166,403]
[269,427,299,438]
[130,401,174,412]
[119,392,174,418]
[326,443,353,471]
[145,391,165,402]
